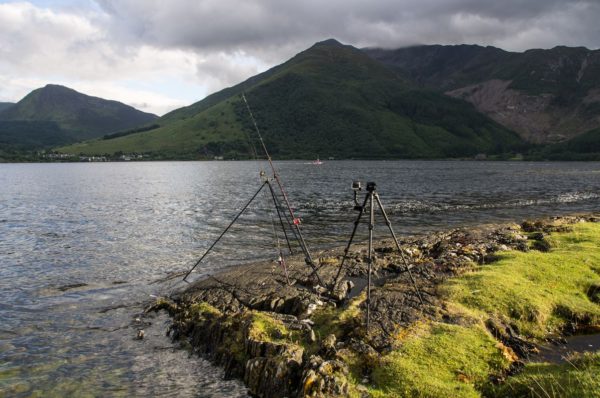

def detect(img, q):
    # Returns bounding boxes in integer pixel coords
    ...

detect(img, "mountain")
[0,102,14,112]
[60,39,525,159]
[0,85,158,150]
[364,45,600,144]
[0,120,74,150]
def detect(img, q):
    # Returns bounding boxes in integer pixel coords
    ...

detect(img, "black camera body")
[352,181,377,211]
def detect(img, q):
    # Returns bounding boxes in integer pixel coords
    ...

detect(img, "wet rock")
[355,384,370,398]
[313,285,328,295]
[346,338,378,359]
[57,282,88,292]
[300,355,349,398]
[330,280,350,302]
[515,241,529,252]
[309,329,317,343]
[531,239,551,252]
[145,297,179,315]
[269,297,285,311]
[521,220,542,232]
[244,353,303,398]
[587,283,600,304]
[528,232,545,241]
[485,318,537,359]
[319,334,337,359]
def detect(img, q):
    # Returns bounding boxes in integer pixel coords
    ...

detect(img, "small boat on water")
[312,158,323,165]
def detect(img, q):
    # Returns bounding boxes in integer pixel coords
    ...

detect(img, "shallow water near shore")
[1,160,600,396]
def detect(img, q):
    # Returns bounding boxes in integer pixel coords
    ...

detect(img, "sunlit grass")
[486,352,600,398]
[365,222,600,397]
[369,322,511,398]
[441,223,600,338]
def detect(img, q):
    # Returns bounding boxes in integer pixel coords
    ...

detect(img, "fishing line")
[241,93,323,285]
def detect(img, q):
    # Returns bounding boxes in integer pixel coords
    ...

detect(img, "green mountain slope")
[0,85,158,149]
[527,126,600,160]
[0,120,73,150]
[365,45,600,143]
[61,40,525,159]
[0,102,14,112]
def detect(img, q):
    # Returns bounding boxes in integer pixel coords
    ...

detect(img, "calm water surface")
[1,160,599,396]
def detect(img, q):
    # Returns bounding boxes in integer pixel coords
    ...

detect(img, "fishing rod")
[241,93,323,286]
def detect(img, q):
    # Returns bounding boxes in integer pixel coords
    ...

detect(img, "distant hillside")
[0,102,14,112]
[527,126,600,160]
[0,120,73,150]
[365,45,600,143]
[61,39,525,159]
[0,85,158,149]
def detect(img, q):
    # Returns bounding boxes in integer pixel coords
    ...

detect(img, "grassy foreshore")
[154,216,600,397]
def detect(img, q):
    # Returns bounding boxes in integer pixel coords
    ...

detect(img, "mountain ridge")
[0,102,14,112]
[60,39,525,159]
[0,84,158,150]
[364,44,600,143]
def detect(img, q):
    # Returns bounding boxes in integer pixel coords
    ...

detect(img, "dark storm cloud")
[94,0,600,52]
[2,0,599,114]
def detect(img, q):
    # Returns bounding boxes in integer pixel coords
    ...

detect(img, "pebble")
[309,329,317,343]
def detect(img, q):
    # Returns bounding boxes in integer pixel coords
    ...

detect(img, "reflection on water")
[1,160,599,396]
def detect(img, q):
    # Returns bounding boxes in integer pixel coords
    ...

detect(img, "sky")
[1,0,599,116]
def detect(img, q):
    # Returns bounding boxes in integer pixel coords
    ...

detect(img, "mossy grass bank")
[156,216,600,397]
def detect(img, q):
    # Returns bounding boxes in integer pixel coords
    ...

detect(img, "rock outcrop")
[149,214,599,397]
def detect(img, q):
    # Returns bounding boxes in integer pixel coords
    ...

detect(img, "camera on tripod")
[351,181,376,210]
[336,179,424,332]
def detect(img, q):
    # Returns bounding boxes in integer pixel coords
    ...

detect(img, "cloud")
[0,1,206,114]
[1,0,599,115]
[94,0,600,51]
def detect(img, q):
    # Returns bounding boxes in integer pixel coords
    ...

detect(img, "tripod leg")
[269,175,324,287]
[266,181,294,255]
[183,181,268,282]
[373,193,424,305]
[272,195,303,252]
[293,222,324,286]
[366,192,374,333]
[266,181,291,284]
[332,192,371,288]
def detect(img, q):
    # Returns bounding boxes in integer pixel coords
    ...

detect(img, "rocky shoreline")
[148,214,600,397]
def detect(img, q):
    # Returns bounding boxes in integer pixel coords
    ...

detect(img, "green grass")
[370,322,511,398]
[359,222,600,397]
[441,223,600,338]
[189,301,222,319]
[59,99,247,157]
[487,352,600,398]
[312,293,365,341]
[248,311,298,343]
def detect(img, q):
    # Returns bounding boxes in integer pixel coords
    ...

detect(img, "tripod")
[332,182,423,331]
[182,171,323,286]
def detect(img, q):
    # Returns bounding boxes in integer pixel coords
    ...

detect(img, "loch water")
[1,160,599,397]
